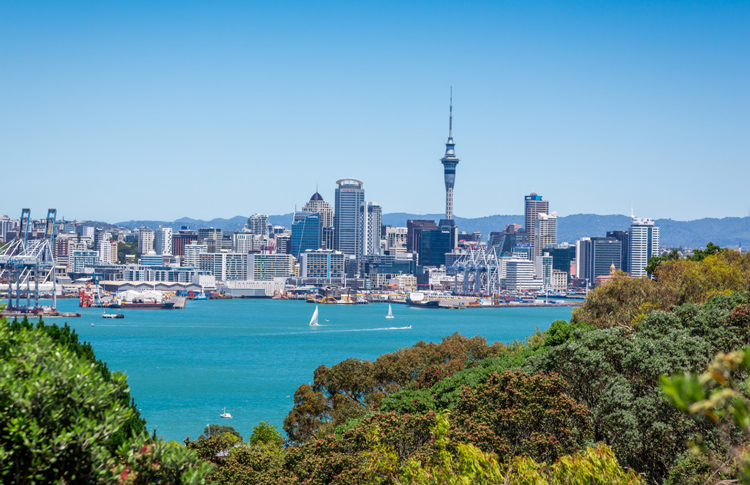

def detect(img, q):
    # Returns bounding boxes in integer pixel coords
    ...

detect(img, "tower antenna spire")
[449,86,453,137]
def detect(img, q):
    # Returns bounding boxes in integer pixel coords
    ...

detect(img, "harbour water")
[40,298,573,442]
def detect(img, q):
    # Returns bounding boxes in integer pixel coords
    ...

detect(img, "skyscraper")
[302,191,334,229]
[291,211,321,259]
[138,227,154,256]
[524,193,549,251]
[333,178,365,257]
[247,214,269,237]
[533,212,557,262]
[359,202,382,258]
[628,216,660,277]
[440,90,460,221]
[154,226,173,255]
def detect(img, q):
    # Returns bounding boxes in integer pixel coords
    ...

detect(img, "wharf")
[1,311,81,318]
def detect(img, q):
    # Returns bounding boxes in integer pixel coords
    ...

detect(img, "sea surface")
[41,298,573,442]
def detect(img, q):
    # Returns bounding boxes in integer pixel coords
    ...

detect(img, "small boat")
[220,407,232,419]
[309,306,321,327]
[406,325,411,329]
[193,286,208,300]
[385,304,394,319]
[91,323,95,326]
[102,311,124,319]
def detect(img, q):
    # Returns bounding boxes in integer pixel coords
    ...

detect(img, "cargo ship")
[114,289,176,310]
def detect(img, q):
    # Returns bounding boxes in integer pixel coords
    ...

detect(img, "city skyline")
[1,1,748,222]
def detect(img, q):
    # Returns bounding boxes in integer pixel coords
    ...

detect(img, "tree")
[7,317,147,452]
[202,424,244,442]
[0,319,212,484]
[661,348,750,483]
[451,371,592,463]
[249,421,283,447]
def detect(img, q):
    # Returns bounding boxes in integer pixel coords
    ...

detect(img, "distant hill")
[113,213,750,249]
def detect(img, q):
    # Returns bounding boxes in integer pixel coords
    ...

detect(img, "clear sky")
[1,1,748,223]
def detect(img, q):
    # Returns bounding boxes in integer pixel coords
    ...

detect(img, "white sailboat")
[220,407,232,419]
[309,305,320,327]
[385,304,394,319]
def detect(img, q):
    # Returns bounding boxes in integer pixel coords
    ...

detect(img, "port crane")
[447,245,502,297]
[0,208,58,312]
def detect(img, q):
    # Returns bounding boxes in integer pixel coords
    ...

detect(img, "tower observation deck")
[440,89,460,220]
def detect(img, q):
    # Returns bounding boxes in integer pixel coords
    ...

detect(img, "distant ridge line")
[108,213,750,248]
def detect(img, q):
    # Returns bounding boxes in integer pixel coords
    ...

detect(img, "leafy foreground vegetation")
[3,246,750,483]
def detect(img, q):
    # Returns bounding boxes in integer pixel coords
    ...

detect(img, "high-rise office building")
[419,225,454,267]
[384,227,408,254]
[172,228,198,257]
[360,202,382,258]
[247,214,269,237]
[407,220,438,253]
[578,237,622,284]
[333,178,365,256]
[524,193,549,254]
[488,224,523,255]
[302,192,334,229]
[138,227,154,256]
[628,217,660,277]
[154,226,173,255]
[291,211,321,259]
[606,230,629,275]
[440,90,460,221]
[198,227,222,246]
[533,212,557,262]
[535,252,553,289]
[183,242,207,268]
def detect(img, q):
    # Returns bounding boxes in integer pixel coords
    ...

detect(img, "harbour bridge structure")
[446,245,503,296]
[0,208,58,312]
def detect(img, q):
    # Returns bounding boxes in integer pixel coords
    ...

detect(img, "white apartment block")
[247,253,294,281]
[154,226,173,255]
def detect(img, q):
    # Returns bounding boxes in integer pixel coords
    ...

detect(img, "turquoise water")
[44,298,573,442]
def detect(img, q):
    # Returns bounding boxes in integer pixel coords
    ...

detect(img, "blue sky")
[1,1,748,222]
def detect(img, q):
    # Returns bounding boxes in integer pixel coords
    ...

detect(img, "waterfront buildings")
[504,259,541,291]
[333,178,365,257]
[247,253,294,280]
[198,252,247,281]
[299,249,346,280]
[154,226,173,255]
[123,265,196,283]
[629,216,660,277]
[71,250,99,273]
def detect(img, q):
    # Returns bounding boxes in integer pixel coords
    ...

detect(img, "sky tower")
[440,88,460,220]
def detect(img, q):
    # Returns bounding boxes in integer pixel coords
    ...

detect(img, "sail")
[386,304,394,319]
[309,306,319,326]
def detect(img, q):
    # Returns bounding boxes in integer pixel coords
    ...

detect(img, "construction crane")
[0,208,58,313]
